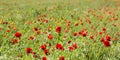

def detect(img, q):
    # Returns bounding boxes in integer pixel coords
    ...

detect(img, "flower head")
[42,57,47,60]
[14,32,22,38]
[40,44,46,50]
[48,34,53,40]
[59,56,65,60]
[56,43,64,50]
[26,48,32,54]
[103,40,110,47]
[56,26,61,33]
[69,46,74,51]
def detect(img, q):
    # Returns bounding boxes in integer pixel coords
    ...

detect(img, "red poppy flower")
[102,27,106,31]
[44,49,49,55]
[36,31,40,35]
[73,32,77,36]
[56,26,61,33]
[90,35,94,39]
[56,43,64,50]
[48,34,53,40]
[79,31,82,35]
[11,39,19,44]
[105,35,111,41]
[40,44,46,50]
[14,32,22,38]
[101,38,105,42]
[45,20,48,23]
[64,28,69,33]
[69,46,74,51]
[67,23,70,26]
[6,30,10,33]
[42,57,47,60]
[34,27,39,31]
[72,43,77,49]
[0,28,2,31]
[82,31,88,37]
[114,18,118,20]
[26,48,32,54]
[75,23,79,26]
[114,37,118,41]
[103,40,110,47]
[59,56,65,60]
[99,31,103,35]
[87,20,91,24]
[79,29,88,37]
[28,36,35,40]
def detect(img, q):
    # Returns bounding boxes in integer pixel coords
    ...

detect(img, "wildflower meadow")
[0,0,120,60]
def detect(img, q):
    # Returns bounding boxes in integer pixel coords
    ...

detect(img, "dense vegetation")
[0,0,120,60]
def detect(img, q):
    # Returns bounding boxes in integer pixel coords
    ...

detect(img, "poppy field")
[0,0,120,60]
